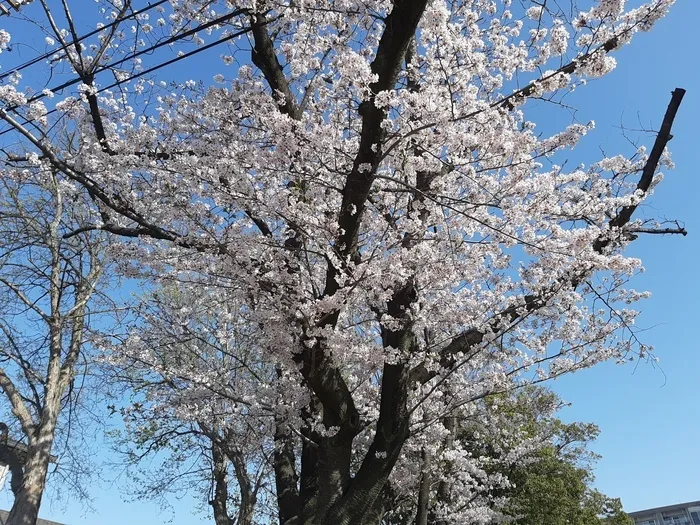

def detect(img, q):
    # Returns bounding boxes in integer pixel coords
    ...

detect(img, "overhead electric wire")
[0,19,262,139]
[24,7,248,106]
[0,0,170,82]
[95,23,253,94]
[0,7,253,138]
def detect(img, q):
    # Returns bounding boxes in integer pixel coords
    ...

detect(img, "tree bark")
[2,248,95,525]
[299,437,319,524]
[274,420,300,525]
[210,442,234,525]
[228,445,256,525]
[415,449,431,525]
[6,418,58,525]
[6,319,66,525]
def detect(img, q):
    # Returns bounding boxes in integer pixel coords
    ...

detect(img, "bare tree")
[0,162,106,525]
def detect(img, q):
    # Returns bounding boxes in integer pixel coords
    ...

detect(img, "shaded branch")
[628,226,687,236]
[0,369,36,439]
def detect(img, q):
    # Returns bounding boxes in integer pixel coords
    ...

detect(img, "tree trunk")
[274,420,300,525]
[299,437,319,523]
[226,441,256,525]
[415,449,431,525]
[5,421,57,525]
[7,327,65,525]
[210,442,233,525]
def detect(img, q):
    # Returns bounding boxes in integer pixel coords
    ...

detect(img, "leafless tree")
[0,162,106,525]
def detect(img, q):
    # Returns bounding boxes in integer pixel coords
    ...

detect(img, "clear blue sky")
[548,0,700,513]
[1,1,699,523]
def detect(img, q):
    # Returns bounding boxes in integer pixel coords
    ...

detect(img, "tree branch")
[0,278,49,322]
[250,13,300,119]
[628,226,687,236]
[330,0,429,276]
[0,368,36,439]
[417,88,686,384]
[595,88,686,251]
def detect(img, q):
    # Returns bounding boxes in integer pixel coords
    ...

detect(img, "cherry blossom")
[0,0,684,523]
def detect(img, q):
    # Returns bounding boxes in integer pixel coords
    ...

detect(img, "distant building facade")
[629,501,700,525]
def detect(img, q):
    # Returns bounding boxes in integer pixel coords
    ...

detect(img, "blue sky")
[1,0,699,523]
[547,0,700,513]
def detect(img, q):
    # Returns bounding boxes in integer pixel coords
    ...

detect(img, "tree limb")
[0,369,36,438]
[417,88,686,385]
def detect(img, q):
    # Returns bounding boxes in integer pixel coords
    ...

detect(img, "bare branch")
[0,368,37,439]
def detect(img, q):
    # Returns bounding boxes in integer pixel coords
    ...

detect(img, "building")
[0,427,63,525]
[0,435,57,491]
[0,509,64,525]
[629,501,700,525]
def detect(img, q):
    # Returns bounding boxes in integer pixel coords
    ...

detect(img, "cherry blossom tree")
[0,0,687,524]
[381,387,632,525]
[105,283,273,525]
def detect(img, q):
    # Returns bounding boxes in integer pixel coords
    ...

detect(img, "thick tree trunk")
[274,421,300,525]
[363,486,389,525]
[6,421,57,525]
[210,442,233,525]
[299,437,319,523]
[312,437,354,525]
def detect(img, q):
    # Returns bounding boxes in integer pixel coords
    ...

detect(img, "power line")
[98,23,252,93]
[0,0,170,82]
[0,21,258,139]
[24,7,248,106]
[0,8,251,138]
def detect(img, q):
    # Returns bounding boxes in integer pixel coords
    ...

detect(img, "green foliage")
[472,387,633,525]
[491,389,632,525]
[504,446,631,525]
[381,387,633,525]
